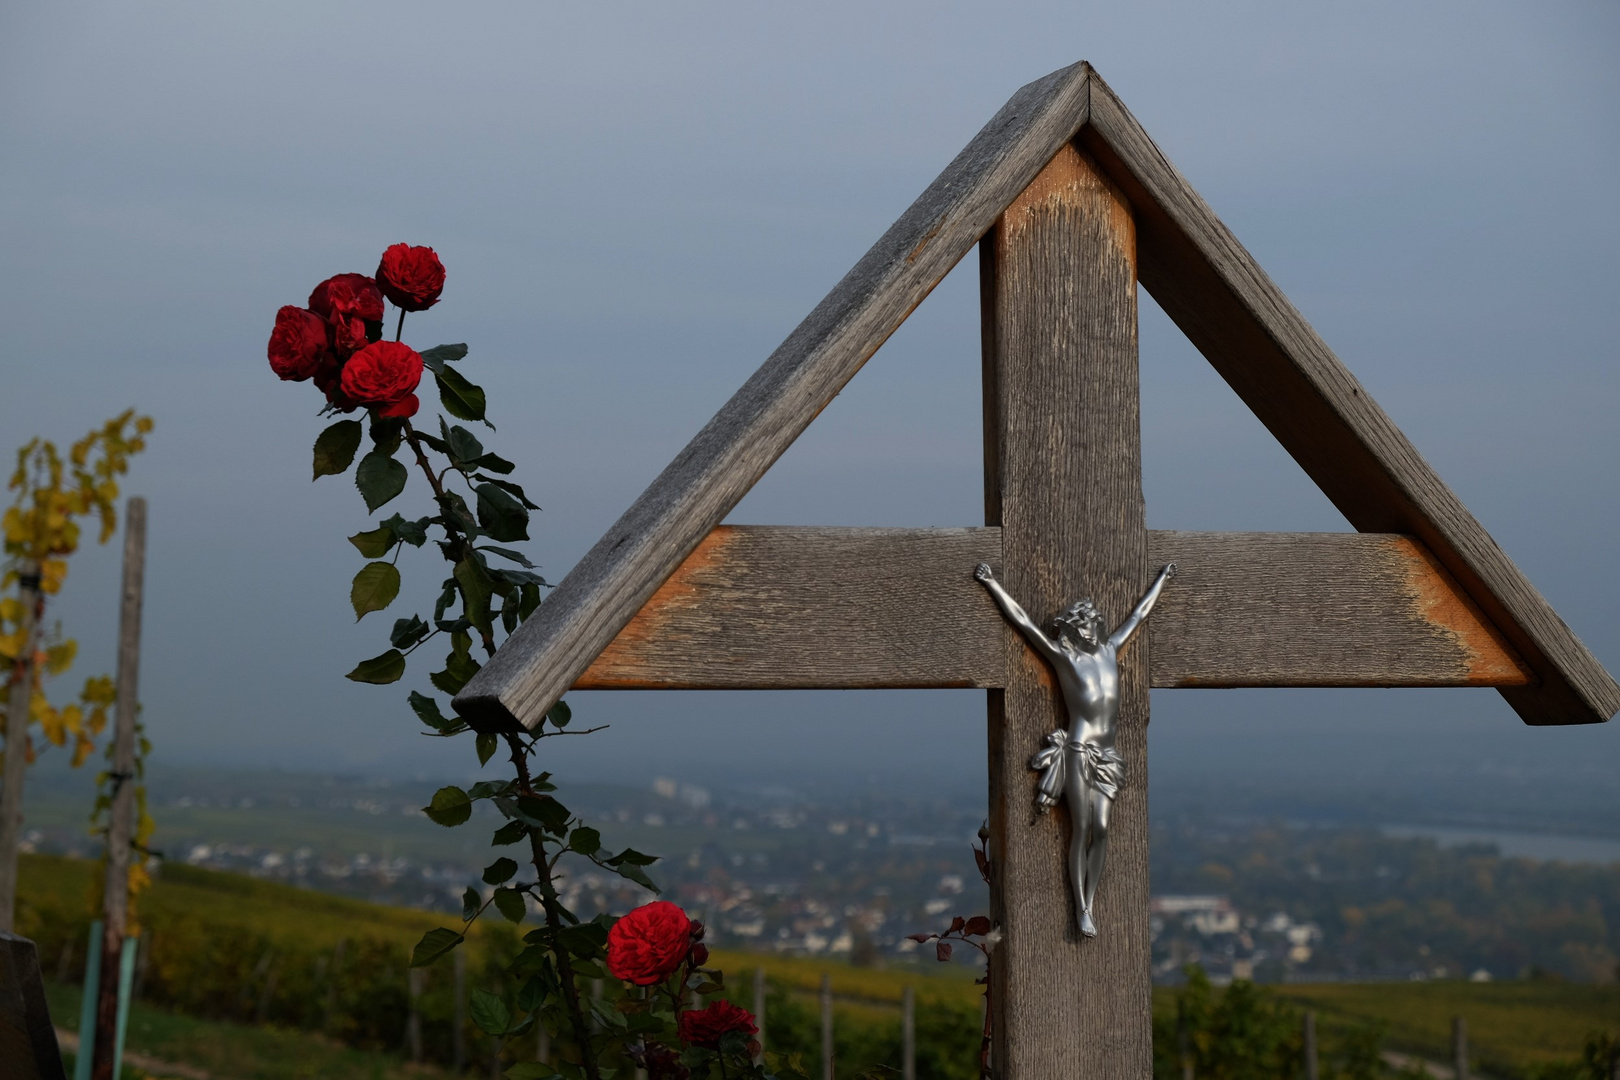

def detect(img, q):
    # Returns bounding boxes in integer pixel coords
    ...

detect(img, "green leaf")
[430,640,481,696]
[436,365,487,423]
[468,780,514,800]
[568,827,600,856]
[419,343,469,374]
[491,820,527,846]
[493,887,527,924]
[410,927,465,967]
[455,559,495,636]
[446,425,484,467]
[476,731,498,766]
[391,615,430,649]
[478,475,541,510]
[382,514,431,547]
[470,987,512,1034]
[478,545,535,568]
[605,847,659,868]
[516,794,570,836]
[519,583,541,621]
[355,450,408,512]
[409,691,459,734]
[350,561,401,620]
[614,863,659,893]
[424,785,472,827]
[346,649,405,684]
[475,483,529,542]
[348,525,395,558]
[547,700,572,729]
[483,857,519,885]
[438,490,479,537]
[462,887,481,920]
[313,420,363,479]
[472,452,516,475]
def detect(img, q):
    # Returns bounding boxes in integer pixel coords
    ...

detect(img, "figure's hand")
[974,563,994,583]
[1163,562,1178,578]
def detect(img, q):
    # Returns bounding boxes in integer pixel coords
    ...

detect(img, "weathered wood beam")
[571,527,1529,691]
[455,62,1096,732]
[1077,71,1615,724]
[574,526,1003,690]
[982,143,1151,1080]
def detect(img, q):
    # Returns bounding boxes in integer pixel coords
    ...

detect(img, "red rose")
[340,341,423,409]
[308,273,384,323]
[376,244,446,311]
[677,1000,758,1051]
[607,901,691,986]
[377,393,419,419]
[267,306,332,381]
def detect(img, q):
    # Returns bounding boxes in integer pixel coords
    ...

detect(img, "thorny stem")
[507,733,600,1080]
[400,419,497,657]
[395,309,406,342]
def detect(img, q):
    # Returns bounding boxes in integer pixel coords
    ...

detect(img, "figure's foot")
[1079,910,1098,938]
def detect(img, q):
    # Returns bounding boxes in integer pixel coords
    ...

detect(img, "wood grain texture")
[454,62,1097,732]
[982,144,1151,1080]
[1077,71,1617,726]
[1146,532,1529,688]
[568,528,1527,691]
[573,526,1006,690]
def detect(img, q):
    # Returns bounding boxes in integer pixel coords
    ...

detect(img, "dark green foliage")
[312,420,362,479]
[1152,967,1404,1080]
[354,450,407,512]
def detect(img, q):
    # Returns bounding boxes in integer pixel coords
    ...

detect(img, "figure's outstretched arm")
[974,564,1062,664]
[1109,562,1177,650]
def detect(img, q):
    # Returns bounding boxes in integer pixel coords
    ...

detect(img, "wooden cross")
[457,63,1618,1078]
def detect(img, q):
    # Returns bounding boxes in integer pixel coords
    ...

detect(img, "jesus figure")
[974,561,1176,938]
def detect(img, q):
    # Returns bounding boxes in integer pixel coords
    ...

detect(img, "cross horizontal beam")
[572,526,1529,692]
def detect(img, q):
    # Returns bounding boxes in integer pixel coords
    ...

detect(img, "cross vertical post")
[982,142,1149,1078]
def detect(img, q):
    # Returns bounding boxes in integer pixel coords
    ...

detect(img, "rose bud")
[340,341,423,411]
[689,920,705,942]
[689,943,709,966]
[376,243,446,312]
[267,306,332,381]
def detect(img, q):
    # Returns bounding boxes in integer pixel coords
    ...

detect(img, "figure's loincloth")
[1072,742,1124,800]
[1029,733,1124,806]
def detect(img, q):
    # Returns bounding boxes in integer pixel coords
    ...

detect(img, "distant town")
[22,761,1619,985]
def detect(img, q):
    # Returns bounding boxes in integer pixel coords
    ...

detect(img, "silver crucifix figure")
[974,561,1176,939]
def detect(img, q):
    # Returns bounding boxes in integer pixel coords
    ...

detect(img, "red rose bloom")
[677,1001,758,1050]
[308,273,384,323]
[340,341,423,409]
[376,244,446,311]
[607,901,691,986]
[267,306,332,381]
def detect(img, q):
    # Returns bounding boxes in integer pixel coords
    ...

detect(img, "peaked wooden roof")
[455,62,1619,732]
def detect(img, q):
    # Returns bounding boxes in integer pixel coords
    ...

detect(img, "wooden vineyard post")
[92,496,146,1080]
[982,142,1149,1078]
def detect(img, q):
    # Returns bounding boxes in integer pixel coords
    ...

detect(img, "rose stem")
[399,418,497,657]
[396,309,406,342]
[507,732,600,1080]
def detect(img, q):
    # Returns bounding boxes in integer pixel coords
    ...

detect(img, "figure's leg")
[1065,767,1095,937]
[1080,788,1112,932]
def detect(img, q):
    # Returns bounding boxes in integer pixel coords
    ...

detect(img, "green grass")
[47,980,444,1080]
[1273,981,1620,1071]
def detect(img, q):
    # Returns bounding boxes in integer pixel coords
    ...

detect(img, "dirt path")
[55,1027,217,1080]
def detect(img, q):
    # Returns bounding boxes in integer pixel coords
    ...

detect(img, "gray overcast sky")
[1,2,1616,795]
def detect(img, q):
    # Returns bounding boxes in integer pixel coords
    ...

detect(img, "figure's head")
[1051,599,1105,649]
